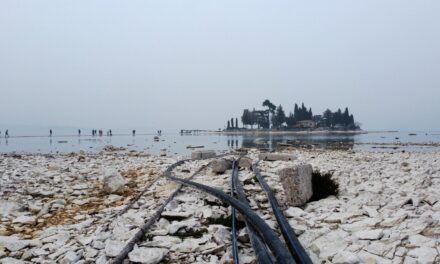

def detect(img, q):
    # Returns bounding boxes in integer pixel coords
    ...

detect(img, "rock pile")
[0,149,439,263]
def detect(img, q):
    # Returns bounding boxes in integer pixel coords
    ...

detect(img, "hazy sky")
[1,1,439,132]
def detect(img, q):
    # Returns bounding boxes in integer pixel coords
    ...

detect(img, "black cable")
[252,163,312,264]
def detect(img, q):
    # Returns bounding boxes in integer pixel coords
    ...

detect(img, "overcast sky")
[1,1,439,132]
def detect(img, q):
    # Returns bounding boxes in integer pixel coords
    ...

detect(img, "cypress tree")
[272,105,286,128]
[343,107,350,126]
[335,109,342,125]
[301,103,306,120]
[293,104,300,121]
[231,118,234,129]
[349,114,354,126]
[235,118,238,129]
[227,120,230,130]
[286,112,295,127]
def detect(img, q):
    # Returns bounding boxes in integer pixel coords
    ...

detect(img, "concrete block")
[279,164,313,206]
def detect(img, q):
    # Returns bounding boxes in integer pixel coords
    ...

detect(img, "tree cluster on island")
[225,99,360,131]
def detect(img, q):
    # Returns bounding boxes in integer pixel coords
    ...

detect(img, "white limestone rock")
[104,239,125,257]
[357,250,393,264]
[285,207,307,218]
[0,257,25,264]
[168,219,198,234]
[144,236,182,248]
[128,246,169,264]
[102,169,126,194]
[12,215,35,225]
[60,250,81,264]
[0,200,22,217]
[84,246,98,259]
[407,234,436,248]
[354,229,384,240]
[213,226,231,245]
[406,247,438,264]
[95,255,107,264]
[0,236,39,252]
[332,251,360,264]
[309,230,349,259]
[170,238,200,253]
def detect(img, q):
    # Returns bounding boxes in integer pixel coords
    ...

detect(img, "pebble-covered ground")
[0,149,439,263]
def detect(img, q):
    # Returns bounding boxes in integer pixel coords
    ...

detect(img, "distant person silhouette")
[78,129,81,136]
[109,129,112,136]
[5,130,8,138]
[132,130,136,136]
[50,129,52,137]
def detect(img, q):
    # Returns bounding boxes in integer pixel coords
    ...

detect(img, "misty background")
[1,1,439,135]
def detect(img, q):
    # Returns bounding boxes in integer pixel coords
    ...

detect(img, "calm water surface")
[1,131,440,155]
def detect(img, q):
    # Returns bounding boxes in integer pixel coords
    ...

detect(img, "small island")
[223,99,361,133]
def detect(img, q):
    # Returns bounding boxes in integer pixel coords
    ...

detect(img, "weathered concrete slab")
[191,150,216,160]
[258,153,296,161]
[279,164,313,206]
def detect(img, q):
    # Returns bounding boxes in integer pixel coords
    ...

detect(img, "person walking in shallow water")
[78,129,81,136]
[132,130,136,136]
[49,129,52,137]
[5,130,8,138]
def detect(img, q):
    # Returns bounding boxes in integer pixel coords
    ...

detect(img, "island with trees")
[223,99,361,132]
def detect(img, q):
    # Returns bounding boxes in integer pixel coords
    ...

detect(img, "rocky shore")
[0,149,439,263]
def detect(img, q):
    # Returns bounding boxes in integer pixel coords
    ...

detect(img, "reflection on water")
[234,134,356,151]
[0,131,439,155]
[227,139,239,148]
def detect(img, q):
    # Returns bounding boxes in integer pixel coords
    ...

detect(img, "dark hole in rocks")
[175,227,208,239]
[404,198,413,206]
[308,171,339,202]
[207,215,246,229]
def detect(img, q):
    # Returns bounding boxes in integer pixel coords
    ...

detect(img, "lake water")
[1,131,440,155]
